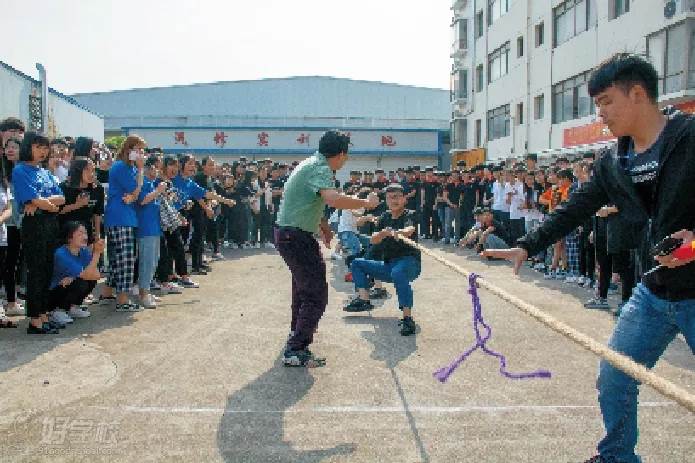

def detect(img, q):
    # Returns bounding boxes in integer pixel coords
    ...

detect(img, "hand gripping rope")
[393,235,695,413]
[433,273,551,382]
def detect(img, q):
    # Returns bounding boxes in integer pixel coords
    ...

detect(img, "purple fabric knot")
[433,273,551,383]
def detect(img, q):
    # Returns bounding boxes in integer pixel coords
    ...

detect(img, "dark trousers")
[49,278,96,311]
[190,208,206,270]
[1,225,21,303]
[508,218,525,246]
[460,207,475,237]
[420,204,436,238]
[158,228,187,280]
[22,214,59,318]
[205,217,219,253]
[275,227,328,351]
[612,250,637,302]
[579,228,595,281]
[259,208,273,243]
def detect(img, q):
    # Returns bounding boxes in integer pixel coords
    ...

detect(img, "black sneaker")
[369,288,388,299]
[582,456,606,463]
[343,298,374,312]
[399,317,416,336]
[283,348,326,367]
[27,323,58,334]
[191,269,208,276]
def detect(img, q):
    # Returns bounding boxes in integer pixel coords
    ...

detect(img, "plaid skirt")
[106,226,137,293]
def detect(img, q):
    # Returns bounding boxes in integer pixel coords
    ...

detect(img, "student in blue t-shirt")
[136,155,168,308]
[49,221,104,319]
[102,135,145,312]
[12,132,65,335]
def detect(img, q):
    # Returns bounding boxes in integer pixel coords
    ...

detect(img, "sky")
[3,0,452,95]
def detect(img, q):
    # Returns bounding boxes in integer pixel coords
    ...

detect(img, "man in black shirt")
[459,207,509,252]
[269,166,285,223]
[484,54,695,463]
[420,167,438,239]
[343,184,421,336]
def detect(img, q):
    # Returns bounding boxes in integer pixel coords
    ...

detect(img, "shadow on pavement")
[216,355,355,463]
[343,315,429,462]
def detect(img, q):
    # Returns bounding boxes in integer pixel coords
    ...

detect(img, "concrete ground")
[1,242,694,462]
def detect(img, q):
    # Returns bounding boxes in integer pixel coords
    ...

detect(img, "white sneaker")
[211,253,224,261]
[544,271,556,280]
[141,295,157,309]
[565,276,578,284]
[161,282,183,294]
[330,252,342,260]
[5,303,24,316]
[265,242,275,249]
[230,243,239,249]
[223,241,230,248]
[131,285,140,296]
[51,310,74,324]
[254,242,261,249]
[68,306,91,318]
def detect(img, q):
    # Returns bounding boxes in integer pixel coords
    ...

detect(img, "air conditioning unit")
[664,0,695,19]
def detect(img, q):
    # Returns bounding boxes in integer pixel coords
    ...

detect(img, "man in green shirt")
[275,130,379,367]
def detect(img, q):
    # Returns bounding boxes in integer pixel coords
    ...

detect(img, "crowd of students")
[328,149,639,316]
[0,117,300,334]
[0,114,639,336]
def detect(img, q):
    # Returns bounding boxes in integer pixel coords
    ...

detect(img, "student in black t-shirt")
[58,158,105,243]
[343,184,421,336]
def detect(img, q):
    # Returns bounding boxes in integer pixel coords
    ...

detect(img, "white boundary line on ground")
[89,402,677,415]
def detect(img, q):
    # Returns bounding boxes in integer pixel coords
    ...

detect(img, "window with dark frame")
[475,119,482,147]
[476,64,484,92]
[488,41,511,83]
[535,22,545,47]
[534,94,545,120]
[475,10,484,38]
[487,0,510,26]
[516,102,524,125]
[611,0,630,20]
[487,104,511,141]
[552,71,595,123]
[553,0,594,47]
[517,36,524,57]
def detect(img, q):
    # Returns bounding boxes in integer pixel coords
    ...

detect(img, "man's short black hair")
[558,168,575,181]
[525,153,538,161]
[0,117,25,133]
[588,53,659,102]
[202,156,214,166]
[318,130,350,157]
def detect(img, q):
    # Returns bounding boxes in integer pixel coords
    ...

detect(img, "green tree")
[105,135,126,151]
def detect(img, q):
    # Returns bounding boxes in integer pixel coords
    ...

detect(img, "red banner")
[676,100,695,114]
[563,121,615,148]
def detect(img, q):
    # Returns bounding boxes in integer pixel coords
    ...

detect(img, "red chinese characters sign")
[381,135,397,147]
[213,131,228,147]
[562,121,615,148]
[257,132,269,147]
[174,131,188,146]
[296,133,310,145]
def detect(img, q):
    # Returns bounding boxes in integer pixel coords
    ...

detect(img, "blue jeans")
[338,231,361,256]
[597,283,695,463]
[138,236,161,290]
[351,256,421,308]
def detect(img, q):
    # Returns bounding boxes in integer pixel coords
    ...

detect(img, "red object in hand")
[672,240,695,260]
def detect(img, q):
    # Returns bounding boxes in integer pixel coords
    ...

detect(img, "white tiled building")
[450,0,695,162]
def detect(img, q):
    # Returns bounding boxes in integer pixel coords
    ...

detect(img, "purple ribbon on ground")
[433,273,552,383]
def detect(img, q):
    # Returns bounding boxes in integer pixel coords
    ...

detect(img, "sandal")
[0,317,17,328]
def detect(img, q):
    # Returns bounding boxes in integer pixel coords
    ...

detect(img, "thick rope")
[396,236,695,414]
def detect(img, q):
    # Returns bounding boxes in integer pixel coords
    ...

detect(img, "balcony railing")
[450,40,469,58]
[451,0,468,12]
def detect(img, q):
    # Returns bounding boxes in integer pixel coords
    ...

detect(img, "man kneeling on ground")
[343,184,421,336]
[459,206,510,253]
